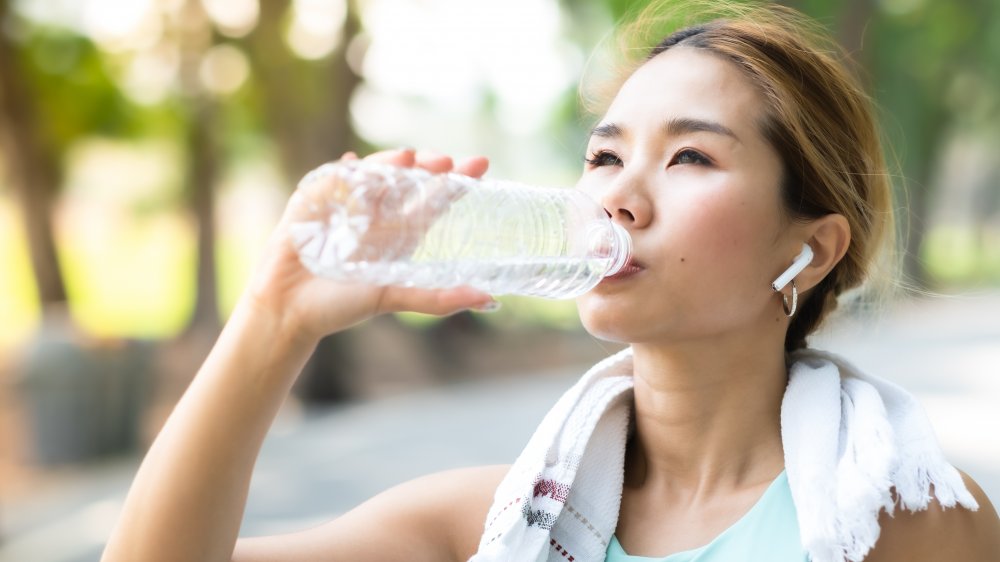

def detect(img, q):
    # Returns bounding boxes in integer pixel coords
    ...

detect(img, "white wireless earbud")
[771,244,813,292]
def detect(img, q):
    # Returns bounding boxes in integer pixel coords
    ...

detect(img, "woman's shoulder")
[864,470,1000,562]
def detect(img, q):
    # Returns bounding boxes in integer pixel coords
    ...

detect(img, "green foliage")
[603,0,652,21]
[16,29,145,151]
[5,0,999,342]
[923,226,1000,285]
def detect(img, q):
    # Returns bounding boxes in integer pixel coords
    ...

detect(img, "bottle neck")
[605,222,632,276]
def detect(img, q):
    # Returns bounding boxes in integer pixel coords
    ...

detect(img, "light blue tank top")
[605,471,808,562]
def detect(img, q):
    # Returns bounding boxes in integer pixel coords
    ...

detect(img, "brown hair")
[583,1,896,351]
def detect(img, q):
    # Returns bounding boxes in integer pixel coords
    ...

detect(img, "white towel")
[471,347,979,562]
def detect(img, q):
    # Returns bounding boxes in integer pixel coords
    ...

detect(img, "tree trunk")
[174,0,223,337]
[835,0,941,287]
[836,0,873,65]
[0,5,69,310]
[183,97,222,335]
[244,0,361,178]
[242,0,364,403]
[899,103,948,288]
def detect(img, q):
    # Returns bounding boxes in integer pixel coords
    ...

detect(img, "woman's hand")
[244,148,496,345]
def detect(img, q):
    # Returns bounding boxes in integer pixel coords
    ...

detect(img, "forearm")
[100,149,493,562]
[102,295,317,562]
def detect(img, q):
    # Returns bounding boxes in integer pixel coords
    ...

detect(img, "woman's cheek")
[677,192,765,276]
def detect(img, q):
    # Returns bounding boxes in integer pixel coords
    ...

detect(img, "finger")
[365,148,417,167]
[414,151,454,174]
[378,286,498,316]
[455,156,489,178]
[341,151,358,160]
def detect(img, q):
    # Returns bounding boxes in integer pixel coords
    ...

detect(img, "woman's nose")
[601,176,651,229]
[605,205,635,223]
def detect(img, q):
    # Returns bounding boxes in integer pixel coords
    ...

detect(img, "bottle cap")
[604,222,632,276]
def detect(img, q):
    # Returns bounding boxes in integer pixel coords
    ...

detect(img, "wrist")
[228,291,319,372]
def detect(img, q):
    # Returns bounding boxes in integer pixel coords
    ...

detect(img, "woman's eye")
[584,151,623,168]
[670,149,711,166]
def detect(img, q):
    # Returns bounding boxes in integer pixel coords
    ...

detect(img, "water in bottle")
[288,160,631,299]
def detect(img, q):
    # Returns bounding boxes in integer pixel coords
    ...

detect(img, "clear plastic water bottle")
[288,160,632,299]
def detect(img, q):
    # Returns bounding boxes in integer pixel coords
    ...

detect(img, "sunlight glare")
[199,44,251,96]
[121,45,181,105]
[13,0,81,29]
[82,0,160,52]
[285,0,347,60]
[361,0,578,135]
[201,0,260,37]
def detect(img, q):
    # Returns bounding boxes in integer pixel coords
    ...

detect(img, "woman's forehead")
[602,47,766,137]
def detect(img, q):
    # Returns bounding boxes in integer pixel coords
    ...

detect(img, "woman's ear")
[797,213,851,292]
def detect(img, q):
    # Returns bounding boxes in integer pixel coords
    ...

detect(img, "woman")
[101,2,1000,561]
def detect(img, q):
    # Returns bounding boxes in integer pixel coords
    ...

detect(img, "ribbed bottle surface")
[289,160,631,299]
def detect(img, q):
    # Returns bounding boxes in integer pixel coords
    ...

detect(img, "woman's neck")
[626,332,788,496]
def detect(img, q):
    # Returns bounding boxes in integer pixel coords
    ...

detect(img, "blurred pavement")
[2,293,998,562]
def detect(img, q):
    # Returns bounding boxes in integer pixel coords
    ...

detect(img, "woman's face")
[575,46,797,345]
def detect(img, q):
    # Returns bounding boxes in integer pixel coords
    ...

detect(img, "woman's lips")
[605,258,644,281]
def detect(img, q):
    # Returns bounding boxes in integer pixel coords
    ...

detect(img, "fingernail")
[473,299,502,313]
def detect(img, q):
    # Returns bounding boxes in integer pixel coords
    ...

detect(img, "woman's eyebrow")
[590,118,740,143]
[664,117,740,142]
[590,122,624,139]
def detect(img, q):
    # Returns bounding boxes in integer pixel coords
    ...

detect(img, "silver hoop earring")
[781,280,798,318]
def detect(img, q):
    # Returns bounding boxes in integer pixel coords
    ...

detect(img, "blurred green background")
[1,0,998,489]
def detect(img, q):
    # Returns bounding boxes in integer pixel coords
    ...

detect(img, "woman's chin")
[577,304,641,344]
